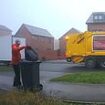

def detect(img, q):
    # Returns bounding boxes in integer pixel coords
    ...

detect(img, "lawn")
[51,71,105,84]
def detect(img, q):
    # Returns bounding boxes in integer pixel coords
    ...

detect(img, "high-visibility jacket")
[12,44,25,65]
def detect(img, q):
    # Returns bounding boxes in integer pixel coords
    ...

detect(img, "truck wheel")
[66,58,71,62]
[85,59,96,69]
[100,62,105,68]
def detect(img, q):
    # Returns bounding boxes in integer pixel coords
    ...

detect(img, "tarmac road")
[0,60,105,103]
[40,61,105,102]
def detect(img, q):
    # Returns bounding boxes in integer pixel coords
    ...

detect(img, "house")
[15,24,54,60]
[86,12,105,32]
[59,28,81,59]
[0,25,12,35]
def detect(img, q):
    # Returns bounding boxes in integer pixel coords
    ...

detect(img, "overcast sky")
[0,0,105,39]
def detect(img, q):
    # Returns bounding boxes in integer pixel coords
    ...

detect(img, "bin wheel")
[38,84,43,91]
[85,58,96,69]
[100,61,105,68]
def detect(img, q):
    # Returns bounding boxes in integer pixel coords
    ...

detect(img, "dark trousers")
[13,64,21,87]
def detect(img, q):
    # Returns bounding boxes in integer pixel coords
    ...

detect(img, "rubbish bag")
[25,48,38,61]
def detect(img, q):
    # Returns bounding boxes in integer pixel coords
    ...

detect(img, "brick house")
[0,25,12,35]
[15,24,54,60]
[59,28,81,59]
[86,12,105,31]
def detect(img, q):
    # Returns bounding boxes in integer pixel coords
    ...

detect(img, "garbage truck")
[65,31,105,68]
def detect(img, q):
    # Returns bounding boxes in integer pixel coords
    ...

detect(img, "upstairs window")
[99,15,103,19]
[94,15,103,20]
[93,14,105,22]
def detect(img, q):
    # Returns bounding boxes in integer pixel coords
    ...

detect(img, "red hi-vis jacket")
[12,44,25,65]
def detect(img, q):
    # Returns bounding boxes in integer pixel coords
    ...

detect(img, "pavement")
[0,61,105,103]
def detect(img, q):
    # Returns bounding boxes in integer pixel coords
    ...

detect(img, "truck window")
[93,35,105,50]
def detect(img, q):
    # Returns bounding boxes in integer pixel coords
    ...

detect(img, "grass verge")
[0,65,13,72]
[0,91,74,105]
[0,91,103,105]
[51,71,105,84]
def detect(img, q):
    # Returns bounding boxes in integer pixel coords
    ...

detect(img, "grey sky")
[0,0,105,38]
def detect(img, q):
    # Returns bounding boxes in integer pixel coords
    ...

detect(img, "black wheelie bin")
[20,47,43,91]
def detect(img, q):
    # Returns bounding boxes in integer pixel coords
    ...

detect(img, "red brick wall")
[15,26,56,60]
[88,23,105,31]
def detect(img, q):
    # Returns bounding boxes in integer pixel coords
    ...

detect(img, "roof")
[86,12,105,24]
[23,24,53,38]
[66,28,81,34]
[0,25,12,32]
[59,28,81,39]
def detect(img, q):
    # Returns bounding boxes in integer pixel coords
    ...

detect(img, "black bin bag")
[25,48,38,61]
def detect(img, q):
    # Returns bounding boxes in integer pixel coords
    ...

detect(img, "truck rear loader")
[65,31,105,68]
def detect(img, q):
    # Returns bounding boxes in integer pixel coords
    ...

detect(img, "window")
[94,16,98,20]
[93,14,104,22]
[99,15,102,19]
[94,15,103,20]
[93,35,105,50]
